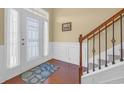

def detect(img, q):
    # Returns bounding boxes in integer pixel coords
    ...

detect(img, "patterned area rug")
[21,62,59,84]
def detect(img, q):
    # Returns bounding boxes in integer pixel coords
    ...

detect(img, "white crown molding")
[24,8,49,20]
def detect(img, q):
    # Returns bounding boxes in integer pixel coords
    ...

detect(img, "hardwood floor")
[4,59,79,84]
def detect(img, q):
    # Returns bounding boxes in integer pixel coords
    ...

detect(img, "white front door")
[20,9,43,72]
[4,8,45,81]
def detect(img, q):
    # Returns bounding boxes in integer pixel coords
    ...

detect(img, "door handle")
[22,43,25,45]
[22,38,24,41]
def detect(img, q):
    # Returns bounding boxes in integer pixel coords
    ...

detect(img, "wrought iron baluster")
[120,15,123,61]
[93,33,95,71]
[87,39,89,73]
[112,21,115,64]
[99,30,101,69]
[105,26,108,67]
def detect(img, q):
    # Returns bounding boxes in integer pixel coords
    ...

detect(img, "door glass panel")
[26,17,40,61]
[7,9,20,68]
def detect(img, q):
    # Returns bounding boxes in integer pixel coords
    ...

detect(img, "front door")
[4,8,44,81]
[20,9,43,72]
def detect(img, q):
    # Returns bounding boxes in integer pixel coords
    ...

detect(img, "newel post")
[79,34,83,84]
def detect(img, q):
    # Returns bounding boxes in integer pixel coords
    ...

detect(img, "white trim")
[102,76,124,84]
[24,8,49,20]
[43,20,49,57]
[4,8,8,69]
[0,45,4,82]
[52,42,80,65]
[81,60,124,84]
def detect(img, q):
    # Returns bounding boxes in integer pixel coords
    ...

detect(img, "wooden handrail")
[88,16,120,40]
[81,9,124,41]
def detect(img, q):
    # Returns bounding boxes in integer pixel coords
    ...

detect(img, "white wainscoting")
[0,45,4,66]
[52,42,82,65]
[0,45,4,82]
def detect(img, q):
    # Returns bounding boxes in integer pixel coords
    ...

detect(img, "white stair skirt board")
[82,60,124,84]
[103,77,124,84]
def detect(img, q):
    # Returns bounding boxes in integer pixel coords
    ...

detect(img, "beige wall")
[52,8,122,42]
[0,8,4,45]
[48,9,54,42]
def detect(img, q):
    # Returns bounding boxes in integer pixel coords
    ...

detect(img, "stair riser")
[108,55,121,61]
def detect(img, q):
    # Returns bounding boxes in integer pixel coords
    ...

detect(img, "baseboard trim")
[52,58,79,67]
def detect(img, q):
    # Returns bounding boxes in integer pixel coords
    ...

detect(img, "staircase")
[79,9,124,84]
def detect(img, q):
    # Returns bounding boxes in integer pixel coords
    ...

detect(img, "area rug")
[21,62,59,84]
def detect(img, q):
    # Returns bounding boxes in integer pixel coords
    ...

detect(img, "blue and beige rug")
[21,62,59,84]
